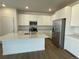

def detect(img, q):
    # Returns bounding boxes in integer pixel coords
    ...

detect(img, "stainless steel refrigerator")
[52,18,66,48]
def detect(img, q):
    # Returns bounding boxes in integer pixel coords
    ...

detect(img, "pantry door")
[1,16,14,35]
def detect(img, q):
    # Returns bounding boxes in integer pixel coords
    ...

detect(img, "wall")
[0,8,17,35]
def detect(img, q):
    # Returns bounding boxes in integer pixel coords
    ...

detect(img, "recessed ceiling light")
[49,8,52,12]
[2,3,6,7]
[25,6,29,9]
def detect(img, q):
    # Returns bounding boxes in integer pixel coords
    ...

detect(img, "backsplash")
[18,25,52,31]
[18,25,52,38]
[68,26,79,34]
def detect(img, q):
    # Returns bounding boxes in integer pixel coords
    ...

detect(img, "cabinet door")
[64,36,79,58]
[69,38,79,58]
[64,37,72,51]
[42,16,51,25]
[1,16,14,35]
[29,15,37,21]
[37,15,51,25]
[37,15,43,25]
[18,14,31,25]
[71,4,79,26]
[18,14,37,25]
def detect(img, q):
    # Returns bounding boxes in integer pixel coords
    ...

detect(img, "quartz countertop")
[66,34,79,39]
[0,32,48,41]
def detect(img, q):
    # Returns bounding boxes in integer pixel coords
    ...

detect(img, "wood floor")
[0,39,78,59]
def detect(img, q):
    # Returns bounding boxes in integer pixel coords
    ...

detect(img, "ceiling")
[0,0,77,14]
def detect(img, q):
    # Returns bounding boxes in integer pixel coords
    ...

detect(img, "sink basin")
[24,32,38,35]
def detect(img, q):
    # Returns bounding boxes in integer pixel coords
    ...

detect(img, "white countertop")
[66,34,79,39]
[0,32,48,41]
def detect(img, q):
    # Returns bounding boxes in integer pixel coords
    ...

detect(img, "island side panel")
[2,38,45,55]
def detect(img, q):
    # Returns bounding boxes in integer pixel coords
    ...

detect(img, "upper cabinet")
[18,14,51,25]
[71,4,79,26]
[18,14,37,25]
[37,15,51,25]
[55,8,66,19]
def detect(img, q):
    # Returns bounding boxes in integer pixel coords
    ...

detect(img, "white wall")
[0,8,17,35]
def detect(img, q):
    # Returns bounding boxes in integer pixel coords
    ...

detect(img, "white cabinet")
[37,15,51,25]
[64,36,79,58]
[0,16,14,35]
[71,4,79,26]
[18,14,51,25]
[18,14,37,25]
[54,8,66,19]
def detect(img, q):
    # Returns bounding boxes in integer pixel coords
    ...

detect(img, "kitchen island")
[0,33,47,55]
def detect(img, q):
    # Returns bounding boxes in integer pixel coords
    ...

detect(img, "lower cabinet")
[64,36,79,58]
